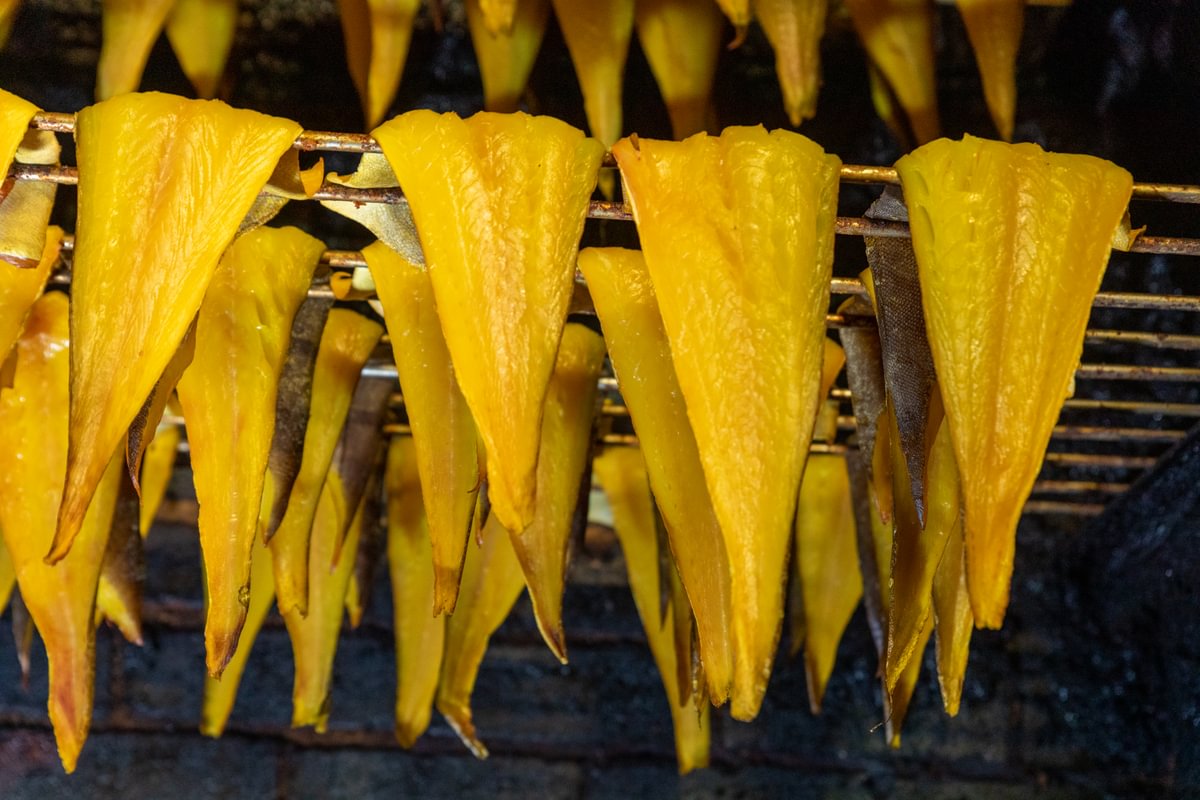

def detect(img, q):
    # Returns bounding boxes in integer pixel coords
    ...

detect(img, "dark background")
[1,1,1199,797]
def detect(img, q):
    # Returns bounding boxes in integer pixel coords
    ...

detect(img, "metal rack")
[14,112,1200,519]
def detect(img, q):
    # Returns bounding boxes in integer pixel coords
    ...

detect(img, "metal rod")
[1050,425,1186,443]
[1030,480,1130,495]
[1058,398,1200,417]
[1022,501,1106,516]
[1076,363,1200,382]
[1084,329,1200,350]
[1041,452,1158,469]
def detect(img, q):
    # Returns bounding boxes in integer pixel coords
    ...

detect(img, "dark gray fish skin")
[331,375,394,555]
[864,187,938,526]
[838,296,886,485]
[348,453,387,630]
[98,466,145,645]
[846,450,886,663]
[264,294,334,538]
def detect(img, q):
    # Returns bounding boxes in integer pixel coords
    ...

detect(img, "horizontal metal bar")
[1058,398,1200,417]
[1041,452,1158,469]
[1022,500,1106,516]
[1030,480,1130,495]
[1084,329,1200,350]
[1050,425,1186,443]
[1076,363,1200,382]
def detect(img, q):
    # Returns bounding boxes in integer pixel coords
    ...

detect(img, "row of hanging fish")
[0,0,1025,142]
[0,86,1134,773]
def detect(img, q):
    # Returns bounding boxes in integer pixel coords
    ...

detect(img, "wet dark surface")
[1,0,1199,797]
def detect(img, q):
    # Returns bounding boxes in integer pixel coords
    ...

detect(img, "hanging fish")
[165,0,238,99]
[956,0,1023,141]
[753,0,827,126]
[94,467,144,645]
[577,246,734,706]
[137,414,180,537]
[96,0,176,100]
[269,305,383,616]
[466,0,551,113]
[896,135,1132,628]
[506,322,605,662]
[51,92,301,563]
[1,226,61,371]
[550,0,634,149]
[613,126,839,720]
[932,497,972,716]
[176,225,324,676]
[594,446,711,774]
[0,0,22,49]
[634,0,724,139]
[384,436,446,747]
[363,240,480,615]
[337,0,421,128]
[371,109,602,535]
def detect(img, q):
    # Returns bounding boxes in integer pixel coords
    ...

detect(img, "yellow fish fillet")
[467,0,551,113]
[200,525,275,737]
[550,0,634,148]
[0,292,118,773]
[437,512,526,758]
[96,0,176,100]
[932,502,972,716]
[53,92,301,562]
[165,0,238,99]
[844,0,939,144]
[613,126,839,720]
[283,472,364,732]
[363,240,480,615]
[337,0,420,128]
[0,86,37,176]
[372,110,602,534]
[269,306,383,616]
[478,0,517,34]
[94,468,143,645]
[634,0,724,139]
[385,436,446,747]
[137,417,180,536]
[956,0,1023,141]
[1,226,61,368]
[577,246,733,705]
[594,446,711,774]
[177,225,324,676]
[0,0,22,48]
[793,453,862,713]
[753,0,828,126]
[896,135,1132,628]
[507,323,605,663]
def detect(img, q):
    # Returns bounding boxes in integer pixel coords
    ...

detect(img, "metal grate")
[14,112,1200,519]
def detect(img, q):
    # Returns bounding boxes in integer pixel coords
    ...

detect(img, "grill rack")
[14,112,1200,520]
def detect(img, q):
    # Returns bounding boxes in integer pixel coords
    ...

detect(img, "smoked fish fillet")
[0,226,61,368]
[96,0,175,100]
[54,92,301,562]
[176,225,324,676]
[94,468,144,645]
[437,512,527,759]
[577,246,734,705]
[634,0,724,139]
[269,305,383,616]
[956,0,1023,141]
[385,437,446,748]
[363,240,480,615]
[613,126,840,720]
[165,0,238,99]
[337,0,420,127]
[594,446,711,774]
[478,0,517,34]
[0,86,37,177]
[466,0,551,113]
[896,135,1132,628]
[0,292,116,773]
[844,0,939,144]
[138,418,180,536]
[932,502,972,716]
[550,0,634,148]
[507,323,605,662]
[753,0,827,126]
[372,110,602,534]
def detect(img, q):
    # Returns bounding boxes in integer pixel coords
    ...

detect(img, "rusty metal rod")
[1030,480,1131,495]
[1041,452,1158,469]
[1022,501,1106,516]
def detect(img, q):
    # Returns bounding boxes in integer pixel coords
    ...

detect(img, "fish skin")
[594,446,711,775]
[0,226,61,369]
[0,292,116,773]
[95,466,144,646]
[165,0,239,99]
[437,510,527,759]
[956,0,1024,141]
[345,458,386,630]
[837,292,886,477]
[176,225,324,676]
[550,0,634,148]
[96,0,176,100]
[613,127,839,720]
[932,504,972,716]
[269,305,383,616]
[634,0,724,139]
[896,135,1132,628]
[200,526,275,737]
[466,0,551,113]
[0,130,61,269]
[283,473,364,732]
[264,295,335,536]
[844,0,940,144]
[371,110,602,535]
[863,187,938,526]
[53,92,301,564]
[384,437,445,748]
[753,0,828,126]
[336,0,421,128]
[328,374,393,564]
[506,323,605,663]
[362,240,480,615]
[579,245,734,705]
